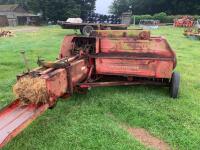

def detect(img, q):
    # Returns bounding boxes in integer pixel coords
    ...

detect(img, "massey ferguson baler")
[0,29,180,148]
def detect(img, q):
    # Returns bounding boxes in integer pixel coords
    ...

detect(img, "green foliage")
[164,15,177,23]
[133,15,153,24]
[76,0,96,20]
[27,0,82,21]
[0,0,96,21]
[109,0,132,16]
[193,15,200,20]
[110,0,200,15]
[153,12,167,23]
[133,13,200,24]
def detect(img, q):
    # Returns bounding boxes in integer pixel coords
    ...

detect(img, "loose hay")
[13,77,49,105]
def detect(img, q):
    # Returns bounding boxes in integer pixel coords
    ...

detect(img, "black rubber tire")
[170,72,180,99]
[82,25,94,36]
[80,28,83,35]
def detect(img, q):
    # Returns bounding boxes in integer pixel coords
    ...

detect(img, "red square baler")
[0,29,180,148]
[60,29,180,98]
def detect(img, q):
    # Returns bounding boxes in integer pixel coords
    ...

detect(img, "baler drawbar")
[0,29,180,148]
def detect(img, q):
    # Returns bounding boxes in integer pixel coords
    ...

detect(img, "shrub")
[131,12,200,24]
[133,15,153,24]
[153,12,167,23]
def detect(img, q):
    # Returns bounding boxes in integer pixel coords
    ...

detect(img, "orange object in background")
[174,16,195,27]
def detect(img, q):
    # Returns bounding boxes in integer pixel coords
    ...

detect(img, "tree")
[109,0,132,16]
[75,0,96,20]
[27,0,80,21]
[0,0,96,21]
[27,0,96,21]
[110,0,200,15]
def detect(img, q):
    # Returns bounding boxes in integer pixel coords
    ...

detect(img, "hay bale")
[13,77,49,105]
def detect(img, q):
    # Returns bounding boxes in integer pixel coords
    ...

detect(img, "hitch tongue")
[20,51,30,72]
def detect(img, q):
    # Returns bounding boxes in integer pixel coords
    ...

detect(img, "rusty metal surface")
[98,37,175,57]
[93,30,150,39]
[59,36,75,58]
[80,81,168,88]
[93,30,176,79]
[79,75,169,88]
[89,53,174,60]
[95,58,174,78]
[0,100,49,148]
[60,36,96,58]
[42,58,89,99]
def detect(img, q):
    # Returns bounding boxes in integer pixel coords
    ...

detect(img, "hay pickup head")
[0,29,180,148]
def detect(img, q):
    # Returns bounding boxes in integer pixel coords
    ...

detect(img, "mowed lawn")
[0,26,200,150]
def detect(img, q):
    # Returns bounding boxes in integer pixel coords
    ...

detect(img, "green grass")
[0,26,200,150]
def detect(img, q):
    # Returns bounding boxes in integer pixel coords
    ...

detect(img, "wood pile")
[0,29,14,37]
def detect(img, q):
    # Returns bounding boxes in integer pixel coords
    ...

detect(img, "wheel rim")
[83,26,93,36]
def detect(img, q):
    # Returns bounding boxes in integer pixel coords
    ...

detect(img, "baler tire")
[82,25,94,36]
[170,72,180,99]
[80,28,83,35]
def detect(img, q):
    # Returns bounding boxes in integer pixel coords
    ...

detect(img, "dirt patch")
[106,113,171,150]
[126,127,171,150]
[7,27,39,33]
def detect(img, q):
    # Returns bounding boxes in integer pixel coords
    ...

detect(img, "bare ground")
[1,26,40,33]
[107,113,171,150]
[126,127,171,150]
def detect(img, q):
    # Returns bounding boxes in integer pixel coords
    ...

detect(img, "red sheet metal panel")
[96,58,173,79]
[99,37,174,57]
[0,100,49,148]
[59,36,74,58]
[71,59,89,85]
[44,69,68,98]
[42,59,89,99]
[95,30,151,39]
[95,30,176,79]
